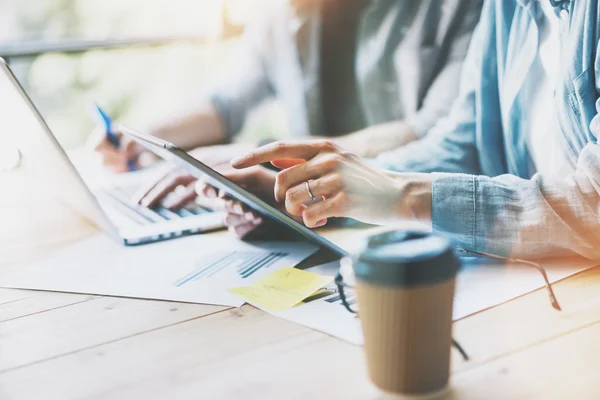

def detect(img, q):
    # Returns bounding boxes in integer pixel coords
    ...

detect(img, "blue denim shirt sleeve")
[434,53,600,260]
[376,1,600,260]
[433,33,600,259]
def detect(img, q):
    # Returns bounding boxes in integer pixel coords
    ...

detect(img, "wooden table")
[2,168,600,400]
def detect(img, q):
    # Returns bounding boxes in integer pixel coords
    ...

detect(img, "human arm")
[94,6,277,173]
[307,0,483,160]
[372,0,494,175]
[371,6,600,260]
[320,121,418,159]
[230,140,432,228]
[401,0,484,139]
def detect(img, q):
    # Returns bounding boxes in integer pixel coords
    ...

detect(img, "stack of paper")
[0,233,317,307]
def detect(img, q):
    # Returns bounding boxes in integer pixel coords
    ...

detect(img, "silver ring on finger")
[305,180,316,201]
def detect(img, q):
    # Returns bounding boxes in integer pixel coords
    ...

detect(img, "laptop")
[0,58,225,245]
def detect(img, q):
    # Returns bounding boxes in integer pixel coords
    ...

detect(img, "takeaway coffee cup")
[350,230,460,398]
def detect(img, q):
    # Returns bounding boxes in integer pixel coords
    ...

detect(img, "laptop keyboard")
[103,185,212,225]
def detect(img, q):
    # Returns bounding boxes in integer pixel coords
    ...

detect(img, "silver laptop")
[0,58,225,245]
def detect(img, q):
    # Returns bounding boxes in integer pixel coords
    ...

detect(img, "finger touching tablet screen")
[119,125,349,258]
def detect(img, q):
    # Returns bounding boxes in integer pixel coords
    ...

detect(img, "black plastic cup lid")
[353,230,460,288]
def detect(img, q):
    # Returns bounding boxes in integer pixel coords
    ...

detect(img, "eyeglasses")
[334,249,563,362]
[456,248,561,311]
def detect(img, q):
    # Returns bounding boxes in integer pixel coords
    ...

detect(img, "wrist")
[394,173,433,226]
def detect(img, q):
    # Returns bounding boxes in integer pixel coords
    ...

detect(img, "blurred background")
[0,0,287,150]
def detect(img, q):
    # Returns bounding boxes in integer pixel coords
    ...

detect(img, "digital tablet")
[120,125,349,257]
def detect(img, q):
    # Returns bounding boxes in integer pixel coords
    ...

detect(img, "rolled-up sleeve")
[210,12,277,138]
[432,142,600,260]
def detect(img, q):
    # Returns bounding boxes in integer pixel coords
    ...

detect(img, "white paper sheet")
[0,233,317,307]
[259,257,598,345]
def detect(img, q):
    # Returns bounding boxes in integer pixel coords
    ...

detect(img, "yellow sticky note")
[229,267,333,312]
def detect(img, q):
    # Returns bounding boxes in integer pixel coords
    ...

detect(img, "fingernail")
[230,157,244,168]
[314,219,327,228]
[244,212,254,221]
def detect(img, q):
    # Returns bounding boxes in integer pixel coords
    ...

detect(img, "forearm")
[430,160,600,260]
[328,121,418,158]
[151,102,228,151]
[390,167,600,261]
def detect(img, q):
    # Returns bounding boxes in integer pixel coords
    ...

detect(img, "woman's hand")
[231,140,433,228]
[129,143,255,210]
[88,127,146,173]
[195,165,302,239]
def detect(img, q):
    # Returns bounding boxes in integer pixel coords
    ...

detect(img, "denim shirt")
[376,0,600,259]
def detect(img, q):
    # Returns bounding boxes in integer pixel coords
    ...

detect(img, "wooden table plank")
[452,319,600,400]
[452,264,600,373]
[0,290,97,323]
[0,306,377,400]
[2,262,599,399]
[0,293,227,373]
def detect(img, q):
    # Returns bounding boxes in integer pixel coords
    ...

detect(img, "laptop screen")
[0,60,114,235]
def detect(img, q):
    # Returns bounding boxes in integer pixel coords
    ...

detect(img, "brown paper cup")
[356,278,456,397]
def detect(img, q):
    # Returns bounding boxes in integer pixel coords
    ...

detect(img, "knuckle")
[285,192,303,215]
[321,153,342,169]
[272,141,287,152]
[336,173,346,187]
[285,188,298,203]
[275,170,288,186]
[308,179,321,194]
[303,209,316,222]
[327,172,342,186]
[319,140,338,152]
[339,150,355,160]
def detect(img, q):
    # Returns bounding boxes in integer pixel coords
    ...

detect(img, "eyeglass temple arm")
[457,248,562,311]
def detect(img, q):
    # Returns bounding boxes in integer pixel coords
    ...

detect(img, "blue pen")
[93,103,136,171]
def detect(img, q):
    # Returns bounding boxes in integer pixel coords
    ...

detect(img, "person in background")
[95,0,483,209]
[203,0,600,261]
